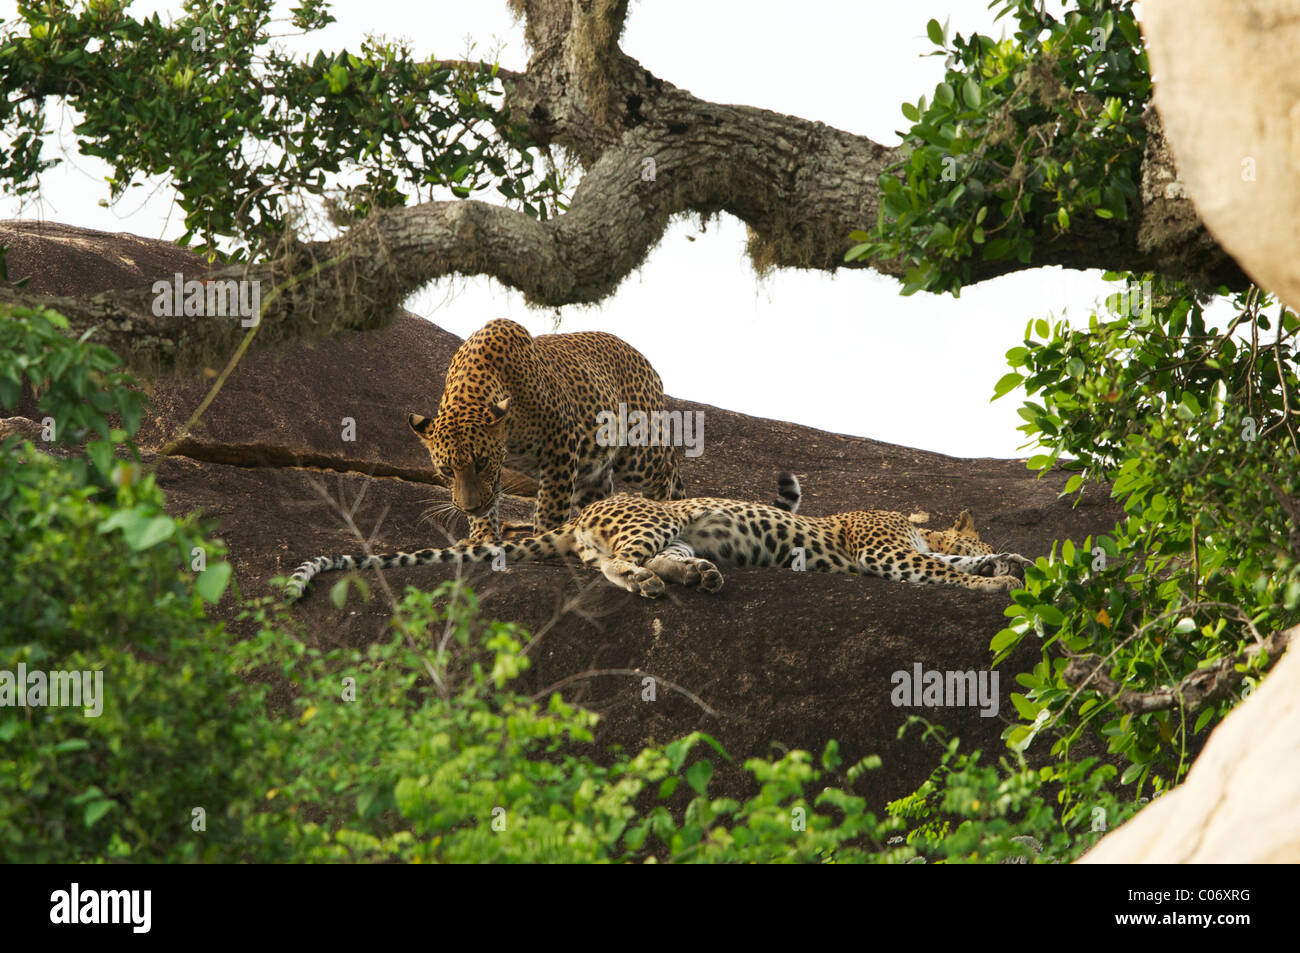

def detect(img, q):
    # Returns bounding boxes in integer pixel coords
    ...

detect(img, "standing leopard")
[408,318,685,543]
[283,473,1032,600]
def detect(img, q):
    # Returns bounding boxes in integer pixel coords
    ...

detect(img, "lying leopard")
[408,318,684,543]
[283,473,1031,601]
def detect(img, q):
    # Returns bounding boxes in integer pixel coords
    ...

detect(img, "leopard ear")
[952,510,977,535]
[407,412,435,439]
[484,398,509,428]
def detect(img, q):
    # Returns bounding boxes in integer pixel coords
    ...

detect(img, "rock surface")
[4,220,1125,810]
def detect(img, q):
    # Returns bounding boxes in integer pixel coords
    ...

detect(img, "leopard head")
[407,398,510,516]
[930,510,994,555]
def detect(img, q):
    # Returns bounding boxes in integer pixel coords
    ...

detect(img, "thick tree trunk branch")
[1,0,1250,374]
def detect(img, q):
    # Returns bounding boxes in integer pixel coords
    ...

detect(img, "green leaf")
[0,376,19,408]
[963,77,981,109]
[984,237,1012,260]
[992,372,1024,399]
[331,577,350,609]
[926,18,944,45]
[685,759,713,796]
[821,739,842,770]
[126,516,174,551]
[624,821,650,850]
[88,439,114,475]
[1011,693,1041,721]
[114,388,143,435]
[990,628,1020,652]
[196,561,232,604]
[844,242,873,262]
[326,62,350,93]
[100,508,175,551]
[1035,604,1066,627]
[1120,762,1145,785]
[84,799,116,828]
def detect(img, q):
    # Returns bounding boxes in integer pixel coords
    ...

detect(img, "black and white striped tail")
[773,471,801,513]
[281,528,571,601]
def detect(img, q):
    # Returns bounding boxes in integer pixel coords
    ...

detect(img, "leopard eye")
[475,456,490,474]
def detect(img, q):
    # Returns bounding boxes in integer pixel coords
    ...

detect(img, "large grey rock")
[1143,1,1300,310]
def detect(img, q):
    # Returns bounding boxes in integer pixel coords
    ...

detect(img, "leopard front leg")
[646,541,724,592]
[532,457,578,534]
[862,548,1023,593]
[570,460,614,514]
[465,488,502,543]
[600,559,667,598]
[927,551,1033,582]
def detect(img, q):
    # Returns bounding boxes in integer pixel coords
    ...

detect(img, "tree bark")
[1,0,1249,374]
[1141,0,1300,314]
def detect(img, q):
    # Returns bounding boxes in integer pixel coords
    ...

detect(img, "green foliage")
[235,579,882,863]
[232,590,1124,863]
[0,0,564,257]
[0,448,267,861]
[0,303,250,860]
[848,1,1147,295]
[0,303,233,613]
[843,0,1291,817]
[0,303,143,433]
[991,276,1299,792]
[0,303,143,483]
[880,720,1135,863]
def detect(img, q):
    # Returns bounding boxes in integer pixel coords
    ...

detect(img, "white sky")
[1,0,1128,458]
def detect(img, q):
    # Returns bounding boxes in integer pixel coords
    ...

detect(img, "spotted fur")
[407,318,684,543]
[282,472,1029,601]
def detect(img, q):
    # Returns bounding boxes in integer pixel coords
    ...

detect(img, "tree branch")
[2,0,1250,375]
[1062,624,1296,715]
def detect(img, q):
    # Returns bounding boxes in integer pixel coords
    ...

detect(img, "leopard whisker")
[419,501,465,527]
